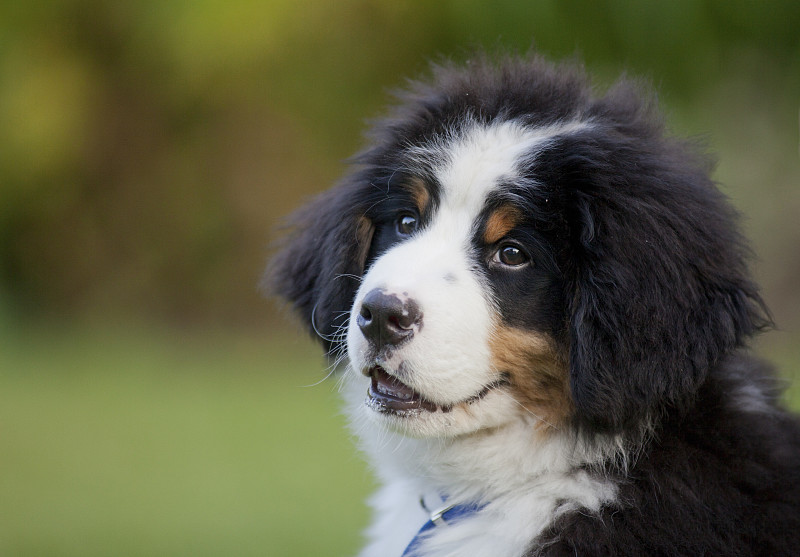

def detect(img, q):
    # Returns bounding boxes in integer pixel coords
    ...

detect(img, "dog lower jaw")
[364,365,511,418]
[367,366,440,412]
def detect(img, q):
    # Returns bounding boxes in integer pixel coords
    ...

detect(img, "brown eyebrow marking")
[484,204,522,244]
[403,177,431,214]
[354,215,374,271]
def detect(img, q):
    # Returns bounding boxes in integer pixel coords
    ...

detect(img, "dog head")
[269,55,769,437]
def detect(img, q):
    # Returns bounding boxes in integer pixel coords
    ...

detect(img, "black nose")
[357,289,421,349]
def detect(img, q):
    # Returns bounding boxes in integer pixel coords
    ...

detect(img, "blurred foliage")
[0,0,798,332]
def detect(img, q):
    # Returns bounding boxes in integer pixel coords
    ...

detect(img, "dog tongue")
[368,367,438,412]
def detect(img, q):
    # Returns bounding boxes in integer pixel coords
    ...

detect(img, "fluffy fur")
[269,54,800,556]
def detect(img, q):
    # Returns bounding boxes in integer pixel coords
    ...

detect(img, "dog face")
[346,120,578,437]
[270,55,768,438]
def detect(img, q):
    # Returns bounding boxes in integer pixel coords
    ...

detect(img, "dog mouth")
[366,365,508,415]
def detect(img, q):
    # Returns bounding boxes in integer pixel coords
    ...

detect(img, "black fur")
[269,54,800,556]
[533,355,800,556]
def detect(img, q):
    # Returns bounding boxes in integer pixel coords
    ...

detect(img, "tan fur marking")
[484,205,521,245]
[490,326,572,430]
[405,177,431,214]
[355,215,374,270]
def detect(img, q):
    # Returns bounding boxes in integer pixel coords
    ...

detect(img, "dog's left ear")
[267,176,374,355]
[559,131,771,433]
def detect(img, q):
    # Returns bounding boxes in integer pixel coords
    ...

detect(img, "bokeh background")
[1,1,799,556]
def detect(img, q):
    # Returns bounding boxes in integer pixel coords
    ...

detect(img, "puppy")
[269,54,800,556]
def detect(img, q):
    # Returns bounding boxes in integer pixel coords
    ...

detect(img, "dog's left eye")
[396,213,418,236]
[492,243,530,267]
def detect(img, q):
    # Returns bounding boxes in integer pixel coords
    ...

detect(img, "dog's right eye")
[492,242,531,268]
[396,213,418,237]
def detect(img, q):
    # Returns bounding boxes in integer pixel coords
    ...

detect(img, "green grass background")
[0,326,373,557]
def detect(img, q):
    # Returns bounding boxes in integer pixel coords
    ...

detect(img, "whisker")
[333,273,363,283]
[386,169,400,194]
[310,303,353,344]
[361,197,390,217]
[369,181,387,193]
[298,366,339,388]
[310,303,335,342]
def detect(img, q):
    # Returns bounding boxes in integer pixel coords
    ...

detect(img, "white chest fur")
[343,376,618,557]
[358,472,615,557]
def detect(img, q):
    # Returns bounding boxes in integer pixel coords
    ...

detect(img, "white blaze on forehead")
[425,119,591,220]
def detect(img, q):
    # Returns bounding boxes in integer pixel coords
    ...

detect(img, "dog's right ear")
[266,176,374,355]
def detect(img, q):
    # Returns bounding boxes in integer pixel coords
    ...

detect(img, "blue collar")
[401,496,486,557]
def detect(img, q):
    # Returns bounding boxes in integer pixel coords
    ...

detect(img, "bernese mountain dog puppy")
[269,54,800,556]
